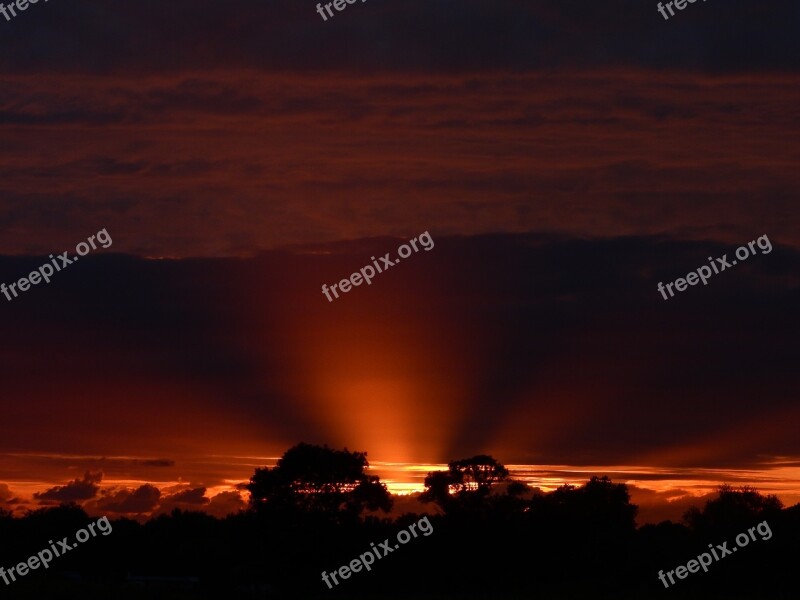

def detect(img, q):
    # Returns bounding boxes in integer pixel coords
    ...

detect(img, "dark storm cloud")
[0,0,797,73]
[0,483,13,502]
[33,471,103,503]
[206,491,246,517]
[94,484,161,514]
[165,487,210,505]
[154,487,211,515]
[0,454,176,479]
[139,459,175,467]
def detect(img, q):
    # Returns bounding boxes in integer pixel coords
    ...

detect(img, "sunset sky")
[0,0,798,524]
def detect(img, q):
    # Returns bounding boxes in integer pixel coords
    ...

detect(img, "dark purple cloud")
[206,491,246,517]
[166,487,210,505]
[33,470,102,503]
[139,459,175,467]
[0,483,12,502]
[95,484,161,514]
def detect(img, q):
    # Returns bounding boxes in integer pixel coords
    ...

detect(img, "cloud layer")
[0,71,798,256]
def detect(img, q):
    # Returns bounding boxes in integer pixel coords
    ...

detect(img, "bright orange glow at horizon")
[5,452,800,525]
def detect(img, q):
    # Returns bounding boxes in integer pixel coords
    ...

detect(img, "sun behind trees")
[246,442,392,522]
[233,446,799,597]
[0,446,796,597]
[420,454,531,515]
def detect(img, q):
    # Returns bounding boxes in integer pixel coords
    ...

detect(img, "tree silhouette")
[246,442,392,520]
[684,484,783,535]
[449,455,510,493]
[419,470,454,507]
[533,476,637,532]
[0,458,795,598]
[421,454,513,513]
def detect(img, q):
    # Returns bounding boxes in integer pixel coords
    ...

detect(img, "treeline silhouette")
[0,442,798,599]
